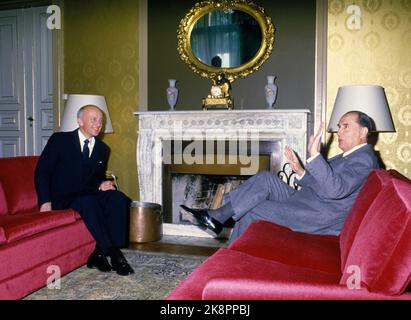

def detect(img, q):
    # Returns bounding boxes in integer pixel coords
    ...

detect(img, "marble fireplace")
[134,109,310,237]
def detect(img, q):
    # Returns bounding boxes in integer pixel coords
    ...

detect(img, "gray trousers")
[228,171,296,243]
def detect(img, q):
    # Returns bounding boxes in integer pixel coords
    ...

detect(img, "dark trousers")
[70,190,130,254]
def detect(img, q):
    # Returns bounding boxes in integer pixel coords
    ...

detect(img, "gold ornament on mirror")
[177,0,275,110]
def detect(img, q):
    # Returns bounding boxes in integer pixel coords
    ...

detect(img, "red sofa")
[0,156,95,300]
[166,169,411,300]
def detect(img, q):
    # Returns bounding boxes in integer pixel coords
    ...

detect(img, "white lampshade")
[327,85,395,132]
[60,94,113,133]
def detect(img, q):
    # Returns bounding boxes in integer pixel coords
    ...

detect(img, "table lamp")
[327,85,395,132]
[60,94,113,133]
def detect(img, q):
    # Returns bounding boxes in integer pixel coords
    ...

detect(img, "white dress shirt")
[78,130,95,157]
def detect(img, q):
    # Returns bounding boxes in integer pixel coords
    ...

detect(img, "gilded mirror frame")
[177,0,275,83]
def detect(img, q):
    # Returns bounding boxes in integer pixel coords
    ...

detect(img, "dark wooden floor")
[129,241,220,256]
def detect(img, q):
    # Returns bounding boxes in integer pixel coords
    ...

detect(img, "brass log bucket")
[129,201,163,243]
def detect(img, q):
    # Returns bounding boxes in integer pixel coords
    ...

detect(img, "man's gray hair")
[76,105,103,118]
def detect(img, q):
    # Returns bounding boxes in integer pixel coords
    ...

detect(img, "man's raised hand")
[308,122,324,157]
[284,145,304,177]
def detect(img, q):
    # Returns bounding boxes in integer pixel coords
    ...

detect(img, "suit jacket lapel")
[89,138,101,163]
[71,129,84,164]
[74,129,100,164]
[329,144,371,170]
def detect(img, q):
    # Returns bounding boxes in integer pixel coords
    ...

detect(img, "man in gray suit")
[181,111,379,242]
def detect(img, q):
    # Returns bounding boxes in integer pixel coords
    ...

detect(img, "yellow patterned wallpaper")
[64,0,139,199]
[327,0,411,178]
[61,0,410,198]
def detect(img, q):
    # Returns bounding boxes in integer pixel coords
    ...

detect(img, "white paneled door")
[0,6,53,157]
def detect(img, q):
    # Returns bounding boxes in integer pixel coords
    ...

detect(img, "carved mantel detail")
[134,110,310,206]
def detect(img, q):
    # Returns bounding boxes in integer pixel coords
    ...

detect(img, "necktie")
[82,139,90,159]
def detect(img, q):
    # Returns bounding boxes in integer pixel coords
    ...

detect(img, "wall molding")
[52,0,64,130]
[315,0,328,139]
[0,0,51,10]
[138,0,148,112]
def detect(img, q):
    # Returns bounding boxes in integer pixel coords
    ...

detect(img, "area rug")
[24,250,207,300]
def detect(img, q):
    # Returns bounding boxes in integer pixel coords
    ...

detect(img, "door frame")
[0,0,64,133]
[52,0,64,131]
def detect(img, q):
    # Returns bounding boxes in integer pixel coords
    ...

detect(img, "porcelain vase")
[264,75,278,109]
[166,79,178,111]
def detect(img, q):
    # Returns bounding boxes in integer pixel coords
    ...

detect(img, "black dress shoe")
[180,205,223,237]
[87,250,112,272]
[109,249,135,276]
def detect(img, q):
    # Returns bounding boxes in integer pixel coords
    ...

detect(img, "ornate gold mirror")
[178,0,275,110]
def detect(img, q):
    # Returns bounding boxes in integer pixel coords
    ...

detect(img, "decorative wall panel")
[327,0,411,178]
[64,0,139,198]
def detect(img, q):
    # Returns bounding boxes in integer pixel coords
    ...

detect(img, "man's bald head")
[77,105,104,138]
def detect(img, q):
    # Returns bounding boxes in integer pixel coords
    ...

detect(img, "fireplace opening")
[162,140,281,224]
[168,174,247,225]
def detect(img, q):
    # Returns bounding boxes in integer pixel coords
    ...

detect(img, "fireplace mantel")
[133,109,310,208]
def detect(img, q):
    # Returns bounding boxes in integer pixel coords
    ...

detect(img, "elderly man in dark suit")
[181,111,379,243]
[35,105,134,276]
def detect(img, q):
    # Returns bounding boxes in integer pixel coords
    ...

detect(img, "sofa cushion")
[201,274,411,300]
[0,210,76,244]
[0,156,39,214]
[339,170,392,271]
[340,178,411,295]
[229,220,341,275]
[0,183,7,215]
[166,248,411,300]
[167,248,335,300]
[0,220,94,284]
[0,238,95,300]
